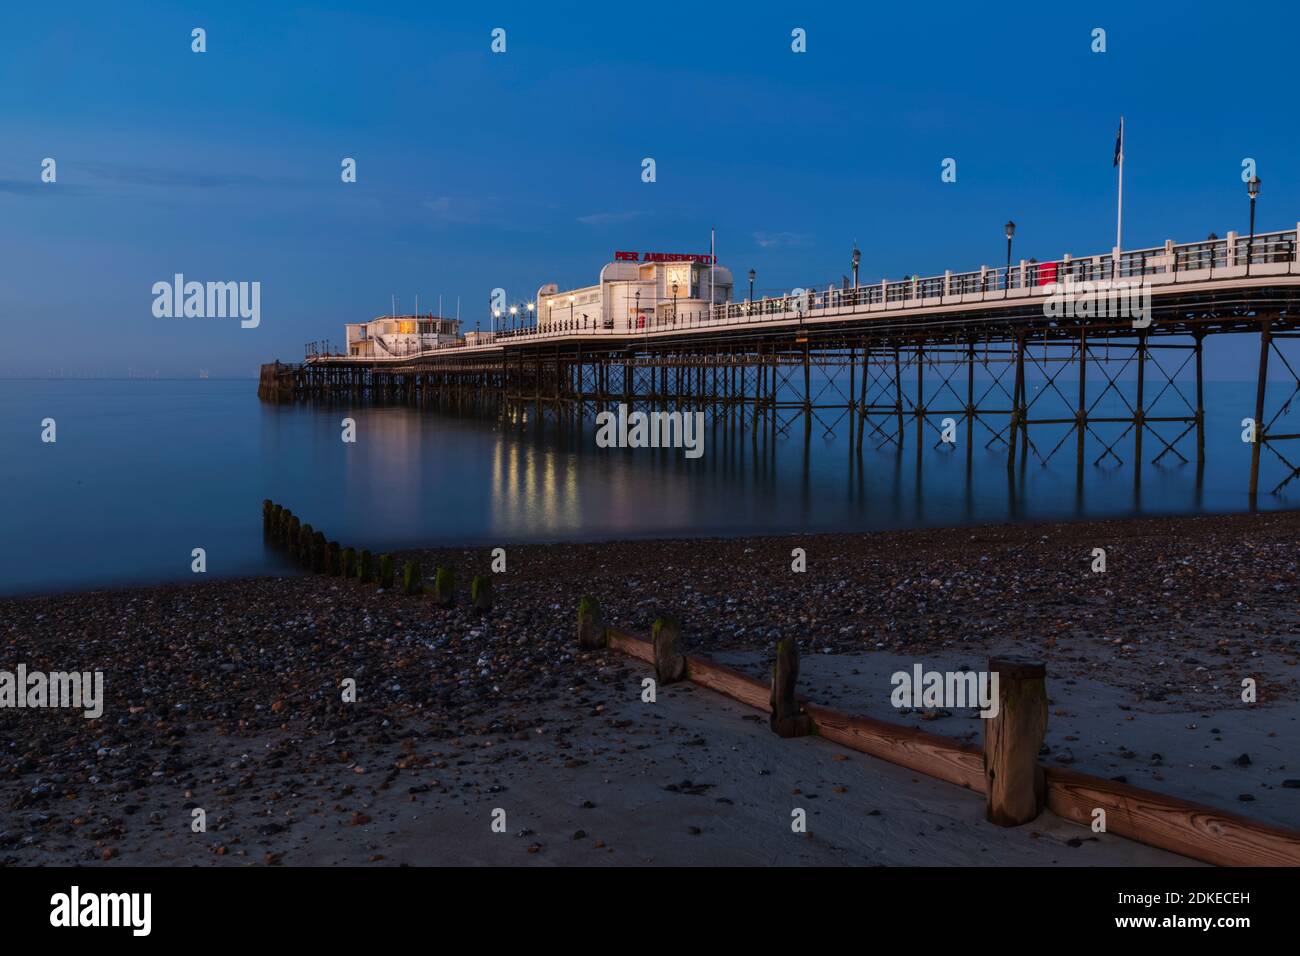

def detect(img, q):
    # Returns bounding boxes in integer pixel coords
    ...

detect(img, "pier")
[260,227,1300,498]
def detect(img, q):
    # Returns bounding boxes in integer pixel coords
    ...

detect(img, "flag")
[1113,118,1124,167]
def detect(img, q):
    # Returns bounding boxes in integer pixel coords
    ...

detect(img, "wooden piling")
[311,532,326,573]
[401,560,421,595]
[983,657,1048,826]
[769,639,812,738]
[357,549,373,583]
[377,554,394,589]
[652,615,686,684]
[576,596,605,650]
[471,574,493,614]
[326,541,341,576]
[433,566,455,607]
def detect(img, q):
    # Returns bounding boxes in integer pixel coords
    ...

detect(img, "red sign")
[614,251,715,264]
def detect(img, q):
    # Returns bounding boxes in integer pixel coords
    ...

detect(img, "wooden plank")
[804,703,987,793]
[686,656,771,712]
[606,628,653,664]
[1044,766,1300,867]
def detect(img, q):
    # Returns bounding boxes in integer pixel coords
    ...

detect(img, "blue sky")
[2,0,1296,377]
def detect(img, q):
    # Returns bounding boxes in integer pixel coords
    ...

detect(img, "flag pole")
[1115,117,1124,251]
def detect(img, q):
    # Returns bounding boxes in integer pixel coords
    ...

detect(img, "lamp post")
[493,308,501,336]
[634,289,641,329]
[672,282,679,325]
[1004,220,1015,298]
[748,268,755,303]
[1246,176,1261,277]
[569,294,575,330]
[527,302,534,333]
[851,246,860,289]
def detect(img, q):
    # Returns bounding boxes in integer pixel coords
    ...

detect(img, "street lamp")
[634,289,641,329]
[1246,176,1261,277]
[527,302,534,332]
[1004,220,1016,298]
[493,307,501,335]
[569,294,575,329]
[672,282,679,325]
[851,246,860,289]
[748,267,756,302]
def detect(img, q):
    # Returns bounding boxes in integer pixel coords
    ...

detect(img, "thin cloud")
[424,195,503,224]
[753,231,812,249]
[0,179,82,196]
[74,161,300,189]
[577,210,645,225]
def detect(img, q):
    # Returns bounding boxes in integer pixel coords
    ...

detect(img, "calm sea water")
[1,377,1295,597]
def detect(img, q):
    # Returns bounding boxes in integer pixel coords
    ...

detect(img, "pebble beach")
[1,510,1296,865]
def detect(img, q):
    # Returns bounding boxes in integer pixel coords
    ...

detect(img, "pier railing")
[313,226,1300,362]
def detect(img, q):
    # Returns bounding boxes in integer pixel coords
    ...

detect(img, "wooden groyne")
[591,614,1300,867]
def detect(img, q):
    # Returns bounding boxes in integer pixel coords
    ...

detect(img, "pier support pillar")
[1195,330,1206,468]
[1249,320,1272,502]
[1134,330,1148,486]
[1007,333,1025,470]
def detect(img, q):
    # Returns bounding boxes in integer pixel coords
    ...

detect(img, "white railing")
[309,226,1299,362]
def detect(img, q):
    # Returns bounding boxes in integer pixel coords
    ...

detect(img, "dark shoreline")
[2,505,1294,602]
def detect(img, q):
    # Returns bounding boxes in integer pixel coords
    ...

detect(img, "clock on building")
[665,264,691,294]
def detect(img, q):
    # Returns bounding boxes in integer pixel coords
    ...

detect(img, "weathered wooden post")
[402,560,422,595]
[769,639,812,738]
[357,549,373,583]
[652,615,686,683]
[299,524,314,565]
[287,515,300,551]
[983,657,1048,826]
[576,597,605,650]
[326,541,341,576]
[433,566,455,607]
[262,499,273,535]
[471,574,493,614]
[311,532,326,573]
[377,554,394,589]
[271,504,284,541]
[341,547,356,579]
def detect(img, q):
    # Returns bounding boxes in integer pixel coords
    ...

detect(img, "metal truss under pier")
[260,284,1300,499]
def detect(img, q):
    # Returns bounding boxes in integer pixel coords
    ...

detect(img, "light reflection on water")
[0,378,1294,596]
